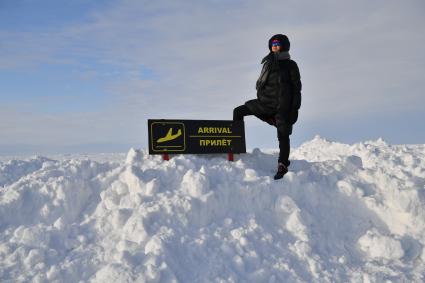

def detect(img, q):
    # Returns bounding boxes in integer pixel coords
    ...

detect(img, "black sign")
[148,119,246,154]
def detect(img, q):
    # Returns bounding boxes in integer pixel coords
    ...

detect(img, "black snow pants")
[233,104,290,167]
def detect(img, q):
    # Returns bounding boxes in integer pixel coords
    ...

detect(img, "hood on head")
[268,34,290,52]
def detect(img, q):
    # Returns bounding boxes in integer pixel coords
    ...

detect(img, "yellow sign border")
[150,122,186,152]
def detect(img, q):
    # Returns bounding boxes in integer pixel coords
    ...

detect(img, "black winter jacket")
[245,52,302,135]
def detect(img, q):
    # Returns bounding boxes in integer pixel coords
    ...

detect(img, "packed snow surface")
[1,136,425,282]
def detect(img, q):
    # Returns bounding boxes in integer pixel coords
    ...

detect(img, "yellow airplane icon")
[157,128,182,143]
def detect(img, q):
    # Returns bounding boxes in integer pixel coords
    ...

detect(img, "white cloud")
[0,0,424,149]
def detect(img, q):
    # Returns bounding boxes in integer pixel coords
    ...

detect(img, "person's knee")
[233,108,239,120]
[277,123,293,139]
[233,105,244,121]
[278,132,290,143]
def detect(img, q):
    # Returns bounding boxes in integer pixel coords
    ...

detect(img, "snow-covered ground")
[1,136,425,282]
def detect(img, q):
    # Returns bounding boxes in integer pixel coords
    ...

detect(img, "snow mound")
[1,138,425,282]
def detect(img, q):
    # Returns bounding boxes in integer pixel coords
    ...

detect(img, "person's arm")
[289,61,302,124]
[275,61,302,134]
[275,63,293,130]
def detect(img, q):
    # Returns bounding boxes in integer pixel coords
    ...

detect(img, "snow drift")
[1,136,425,282]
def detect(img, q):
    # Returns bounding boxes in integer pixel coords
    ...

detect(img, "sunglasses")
[271,41,281,47]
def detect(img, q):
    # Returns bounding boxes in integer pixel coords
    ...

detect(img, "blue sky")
[1,0,424,155]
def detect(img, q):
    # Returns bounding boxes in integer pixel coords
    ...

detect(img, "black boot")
[274,163,288,180]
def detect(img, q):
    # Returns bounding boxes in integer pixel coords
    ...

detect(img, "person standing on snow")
[233,34,302,180]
